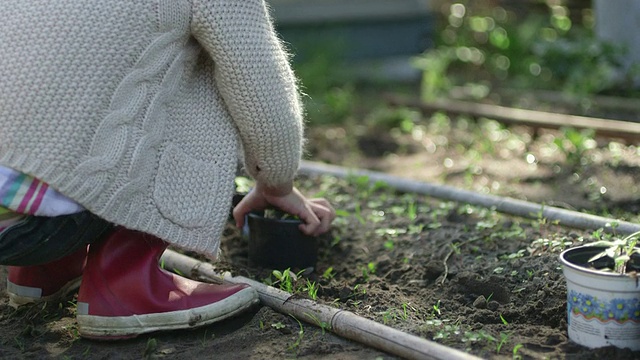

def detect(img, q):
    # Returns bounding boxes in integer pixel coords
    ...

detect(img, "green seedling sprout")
[271,268,296,293]
[304,312,331,334]
[407,200,417,220]
[287,316,305,353]
[496,332,510,354]
[383,240,394,250]
[433,300,442,316]
[304,279,319,301]
[401,303,410,321]
[354,203,366,225]
[322,267,335,280]
[512,343,524,360]
[486,293,494,304]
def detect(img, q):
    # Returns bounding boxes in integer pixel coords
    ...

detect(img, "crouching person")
[0,0,335,339]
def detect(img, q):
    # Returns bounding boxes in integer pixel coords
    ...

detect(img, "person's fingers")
[232,202,249,229]
[310,198,331,205]
[310,198,336,215]
[301,201,333,236]
[316,208,333,235]
[317,207,336,235]
[297,205,322,236]
[299,217,320,235]
[232,192,267,228]
[244,187,336,237]
[308,199,336,234]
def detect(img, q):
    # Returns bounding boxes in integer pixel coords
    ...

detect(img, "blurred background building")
[267,0,638,89]
[268,0,434,81]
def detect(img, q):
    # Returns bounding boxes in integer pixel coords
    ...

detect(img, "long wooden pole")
[385,95,640,142]
[161,250,482,360]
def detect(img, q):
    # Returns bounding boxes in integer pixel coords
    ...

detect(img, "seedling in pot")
[586,230,640,275]
[560,233,640,351]
[262,208,299,220]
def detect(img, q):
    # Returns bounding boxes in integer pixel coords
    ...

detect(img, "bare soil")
[1,102,639,359]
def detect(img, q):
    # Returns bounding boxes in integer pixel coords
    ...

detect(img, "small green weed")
[322,267,335,281]
[496,332,510,354]
[554,127,596,167]
[287,317,305,353]
[383,240,394,251]
[304,279,319,301]
[303,312,331,334]
[270,268,298,293]
[360,262,376,282]
[432,300,442,316]
[512,343,524,360]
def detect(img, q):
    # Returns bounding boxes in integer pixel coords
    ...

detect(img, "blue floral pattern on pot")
[568,290,640,322]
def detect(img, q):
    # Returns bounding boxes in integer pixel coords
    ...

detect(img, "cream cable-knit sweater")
[0,0,304,257]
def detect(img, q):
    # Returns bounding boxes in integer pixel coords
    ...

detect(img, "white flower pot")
[559,246,640,351]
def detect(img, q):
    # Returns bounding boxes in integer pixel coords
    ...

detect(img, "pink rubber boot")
[76,228,258,339]
[6,246,87,308]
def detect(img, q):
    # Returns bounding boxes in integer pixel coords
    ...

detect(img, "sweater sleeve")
[191,0,304,186]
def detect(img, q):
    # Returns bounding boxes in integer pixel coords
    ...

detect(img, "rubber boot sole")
[77,286,259,340]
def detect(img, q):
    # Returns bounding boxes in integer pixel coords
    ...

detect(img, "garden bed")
[0,106,638,359]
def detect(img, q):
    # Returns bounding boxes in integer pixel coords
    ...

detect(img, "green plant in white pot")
[559,230,640,351]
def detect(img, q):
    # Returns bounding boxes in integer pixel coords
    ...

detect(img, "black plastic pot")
[246,211,318,270]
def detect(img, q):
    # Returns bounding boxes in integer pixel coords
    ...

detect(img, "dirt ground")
[1,101,639,359]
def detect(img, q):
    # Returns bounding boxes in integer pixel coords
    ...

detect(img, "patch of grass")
[378,303,418,324]
[529,235,575,255]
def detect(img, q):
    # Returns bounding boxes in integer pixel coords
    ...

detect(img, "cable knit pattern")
[0,0,304,257]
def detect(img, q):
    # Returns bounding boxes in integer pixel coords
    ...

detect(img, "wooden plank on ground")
[385,95,640,143]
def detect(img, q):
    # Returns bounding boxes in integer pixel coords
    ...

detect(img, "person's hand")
[233,182,335,237]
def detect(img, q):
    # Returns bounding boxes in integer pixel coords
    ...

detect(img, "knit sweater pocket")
[153,145,217,228]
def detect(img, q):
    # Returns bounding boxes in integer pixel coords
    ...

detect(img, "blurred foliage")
[291,40,356,125]
[413,0,638,100]
[290,0,638,127]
